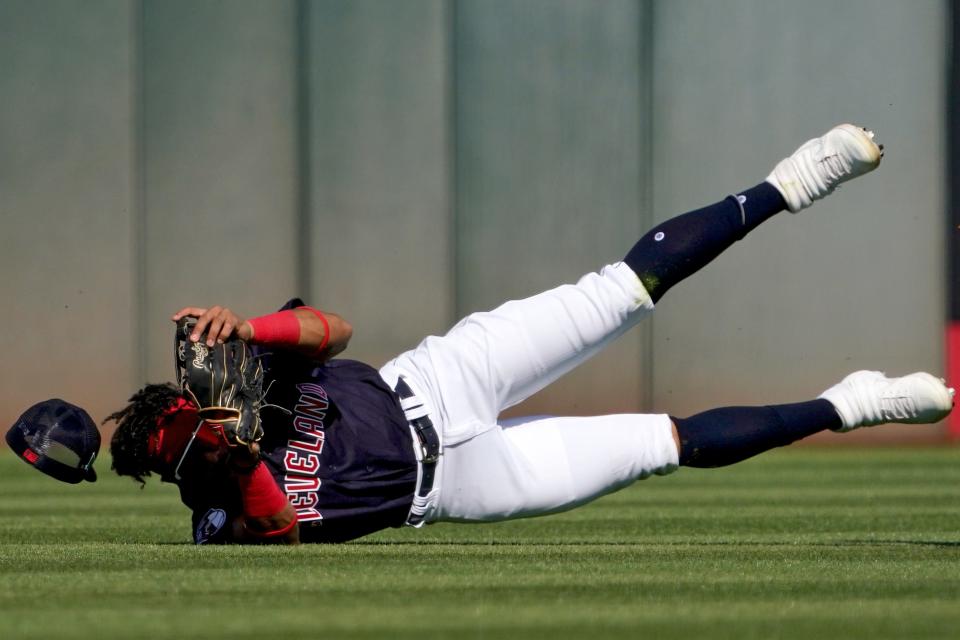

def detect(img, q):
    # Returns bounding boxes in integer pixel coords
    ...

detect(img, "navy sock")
[624,182,786,302]
[673,399,842,468]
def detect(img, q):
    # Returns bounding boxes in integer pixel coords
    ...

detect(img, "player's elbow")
[242,504,301,545]
[327,314,353,357]
[340,319,353,345]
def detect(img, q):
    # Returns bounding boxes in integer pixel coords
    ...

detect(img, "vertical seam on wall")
[946,0,959,439]
[132,0,146,386]
[639,0,655,411]
[296,0,312,300]
[949,0,959,321]
[449,0,460,322]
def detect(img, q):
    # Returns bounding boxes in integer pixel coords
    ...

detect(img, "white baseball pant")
[378,262,679,524]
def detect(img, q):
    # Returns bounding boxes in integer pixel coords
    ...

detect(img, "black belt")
[394,377,440,525]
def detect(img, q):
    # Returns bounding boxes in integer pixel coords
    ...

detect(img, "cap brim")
[33,456,85,484]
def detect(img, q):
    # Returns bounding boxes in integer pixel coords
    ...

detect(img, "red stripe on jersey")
[946,322,960,439]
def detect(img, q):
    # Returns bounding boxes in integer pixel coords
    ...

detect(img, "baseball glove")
[174,318,265,447]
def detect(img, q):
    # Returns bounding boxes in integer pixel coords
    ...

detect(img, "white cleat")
[819,370,955,432]
[767,123,884,213]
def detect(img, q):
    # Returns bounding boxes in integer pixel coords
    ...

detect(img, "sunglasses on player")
[149,399,230,481]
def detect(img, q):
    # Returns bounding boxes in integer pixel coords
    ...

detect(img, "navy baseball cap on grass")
[6,399,100,484]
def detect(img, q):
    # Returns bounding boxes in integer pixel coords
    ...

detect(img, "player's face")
[148,404,227,481]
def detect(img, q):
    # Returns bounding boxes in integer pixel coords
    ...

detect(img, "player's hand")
[172,306,254,346]
[226,441,261,475]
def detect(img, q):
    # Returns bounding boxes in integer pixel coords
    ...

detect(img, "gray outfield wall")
[0,0,947,443]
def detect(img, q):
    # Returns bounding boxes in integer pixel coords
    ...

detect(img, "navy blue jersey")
[257,356,418,542]
[180,302,417,544]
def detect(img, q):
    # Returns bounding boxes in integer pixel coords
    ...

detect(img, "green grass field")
[2,448,959,639]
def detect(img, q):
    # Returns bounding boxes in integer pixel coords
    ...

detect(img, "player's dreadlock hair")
[105,383,184,486]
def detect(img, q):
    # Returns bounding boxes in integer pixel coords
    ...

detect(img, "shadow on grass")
[344,539,960,547]
[842,539,960,548]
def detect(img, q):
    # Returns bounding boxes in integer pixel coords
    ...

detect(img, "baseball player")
[102,124,953,545]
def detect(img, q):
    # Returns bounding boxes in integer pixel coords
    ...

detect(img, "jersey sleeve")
[178,477,243,545]
[249,298,320,384]
[191,506,235,544]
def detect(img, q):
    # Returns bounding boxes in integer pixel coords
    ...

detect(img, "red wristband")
[297,306,330,352]
[247,310,300,347]
[237,463,289,518]
[249,518,297,539]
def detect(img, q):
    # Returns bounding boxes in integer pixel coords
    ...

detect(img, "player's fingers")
[192,306,222,343]
[216,317,235,345]
[206,320,223,346]
[221,309,242,342]
[210,309,238,345]
[172,307,207,322]
[205,311,227,347]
